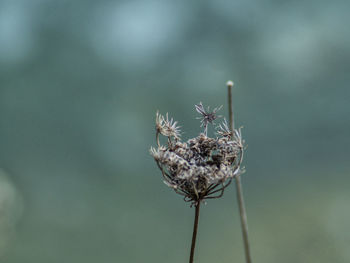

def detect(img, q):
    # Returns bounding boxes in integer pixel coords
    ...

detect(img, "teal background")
[0,0,349,262]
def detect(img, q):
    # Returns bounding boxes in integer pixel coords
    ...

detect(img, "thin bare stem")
[227,81,235,130]
[189,202,201,263]
[206,179,233,197]
[235,176,251,262]
[227,81,252,263]
[156,132,160,147]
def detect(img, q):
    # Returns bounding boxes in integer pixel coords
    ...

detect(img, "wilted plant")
[150,84,247,262]
[151,111,243,205]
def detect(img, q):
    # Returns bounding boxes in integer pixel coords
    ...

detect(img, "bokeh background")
[0,0,349,262]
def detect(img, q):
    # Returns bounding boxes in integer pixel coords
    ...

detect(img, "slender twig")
[235,176,251,262]
[227,83,235,130]
[156,132,160,147]
[206,179,233,197]
[189,202,201,263]
[227,81,252,263]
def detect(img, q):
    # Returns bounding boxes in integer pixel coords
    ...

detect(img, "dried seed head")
[155,111,165,134]
[195,102,222,136]
[217,119,232,139]
[155,111,181,140]
[163,113,181,139]
[151,105,244,205]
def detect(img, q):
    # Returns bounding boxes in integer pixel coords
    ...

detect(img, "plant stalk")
[189,202,201,263]
[227,81,252,263]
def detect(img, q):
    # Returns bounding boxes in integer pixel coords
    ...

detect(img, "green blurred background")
[0,0,349,262]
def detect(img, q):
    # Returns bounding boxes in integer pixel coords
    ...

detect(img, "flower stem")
[227,81,252,263]
[235,176,252,263]
[189,202,201,263]
[227,82,235,130]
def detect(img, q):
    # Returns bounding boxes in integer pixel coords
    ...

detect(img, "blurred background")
[0,0,349,262]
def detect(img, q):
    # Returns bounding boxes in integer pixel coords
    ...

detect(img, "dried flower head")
[162,113,181,139]
[155,111,181,146]
[195,102,222,136]
[217,118,232,139]
[155,111,165,134]
[150,106,243,205]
